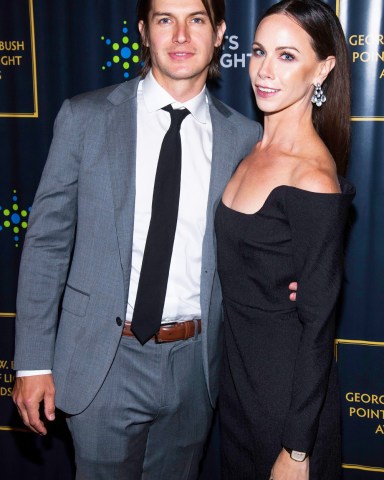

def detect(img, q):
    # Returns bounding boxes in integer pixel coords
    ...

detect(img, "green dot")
[113,43,119,50]
[101,36,105,40]
[123,62,129,69]
[13,204,19,211]
[132,43,139,51]
[21,210,28,217]
[122,36,129,44]
[3,209,10,216]
[133,55,140,63]
[13,189,16,193]
[21,222,28,229]
[4,221,10,227]
[113,56,120,63]
[13,227,19,234]
[15,244,19,248]
[102,66,106,70]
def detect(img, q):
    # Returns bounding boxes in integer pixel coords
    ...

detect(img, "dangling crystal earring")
[311,83,326,107]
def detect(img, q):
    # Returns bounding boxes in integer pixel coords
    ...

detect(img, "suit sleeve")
[282,187,353,454]
[14,99,83,370]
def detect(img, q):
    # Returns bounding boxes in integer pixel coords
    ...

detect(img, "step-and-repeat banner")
[1,1,383,478]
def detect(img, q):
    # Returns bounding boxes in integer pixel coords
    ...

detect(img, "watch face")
[291,450,307,462]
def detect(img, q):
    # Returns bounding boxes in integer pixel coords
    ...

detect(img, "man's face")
[139,0,225,91]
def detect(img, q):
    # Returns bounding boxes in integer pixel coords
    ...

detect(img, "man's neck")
[151,70,207,103]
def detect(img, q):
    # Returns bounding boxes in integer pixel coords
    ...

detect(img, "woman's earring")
[311,83,326,107]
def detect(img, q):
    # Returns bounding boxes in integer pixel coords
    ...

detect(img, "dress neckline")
[220,177,355,217]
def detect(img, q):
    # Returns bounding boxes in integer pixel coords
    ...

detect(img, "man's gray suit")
[14,76,261,473]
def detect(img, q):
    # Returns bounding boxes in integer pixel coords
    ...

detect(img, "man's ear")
[314,55,336,86]
[214,20,226,47]
[138,20,149,47]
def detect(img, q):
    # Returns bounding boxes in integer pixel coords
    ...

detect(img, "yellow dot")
[4,221,10,227]
[133,55,140,63]
[113,43,119,50]
[13,204,19,211]
[123,62,129,69]
[123,36,129,44]
[132,43,139,51]
[21,210,28,217]
[113,56,120,63]
[22,222,28,229]
[13,227,19,234]
[3,209,10,216]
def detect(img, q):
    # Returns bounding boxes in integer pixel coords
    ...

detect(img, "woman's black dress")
[215,178,355,480]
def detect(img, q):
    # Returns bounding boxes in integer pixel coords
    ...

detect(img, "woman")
[215,1,355,479]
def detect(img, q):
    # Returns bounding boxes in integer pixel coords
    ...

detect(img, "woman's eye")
[281,52,295,61]
[252,48,265,57]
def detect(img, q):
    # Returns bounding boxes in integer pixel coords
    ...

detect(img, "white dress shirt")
[17,71,213,376]
[127,71,212,323]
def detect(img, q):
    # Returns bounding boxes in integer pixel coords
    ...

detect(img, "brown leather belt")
[123,319,201,343]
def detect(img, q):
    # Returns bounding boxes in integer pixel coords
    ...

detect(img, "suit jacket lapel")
[200,95,237,320]
[107,79,140,295]
[208,98,238,218]
[206,95,238,254]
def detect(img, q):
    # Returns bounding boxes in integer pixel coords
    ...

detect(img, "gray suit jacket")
[14,77,262,414]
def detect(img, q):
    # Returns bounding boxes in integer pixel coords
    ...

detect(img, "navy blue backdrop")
[1,0,383,478]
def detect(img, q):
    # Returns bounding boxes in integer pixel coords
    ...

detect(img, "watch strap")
[283,447,308,462]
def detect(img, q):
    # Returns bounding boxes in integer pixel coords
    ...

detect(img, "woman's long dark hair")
[259,0,351,174]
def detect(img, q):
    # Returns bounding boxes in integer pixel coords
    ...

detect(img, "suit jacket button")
[116,317,122,326]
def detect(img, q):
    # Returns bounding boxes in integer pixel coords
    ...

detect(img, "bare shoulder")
[294,166,340,194]
[291,145,340,193]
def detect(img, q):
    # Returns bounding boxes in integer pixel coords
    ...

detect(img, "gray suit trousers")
[66,324,213,480]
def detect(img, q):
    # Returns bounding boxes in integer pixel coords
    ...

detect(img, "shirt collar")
[140,70,208,124]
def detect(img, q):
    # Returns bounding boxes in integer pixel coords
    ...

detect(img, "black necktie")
[131,105,191,345]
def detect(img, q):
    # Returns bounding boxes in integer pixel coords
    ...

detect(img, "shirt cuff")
[16,370,52,377]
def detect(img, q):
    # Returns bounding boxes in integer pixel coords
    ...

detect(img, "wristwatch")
[283,447,308,462]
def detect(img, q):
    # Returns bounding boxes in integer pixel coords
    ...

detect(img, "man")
[12,0,262,478]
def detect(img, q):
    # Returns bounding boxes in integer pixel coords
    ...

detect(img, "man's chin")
[163,66,209,82]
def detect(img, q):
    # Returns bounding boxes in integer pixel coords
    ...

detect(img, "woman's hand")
[270,448,309,480]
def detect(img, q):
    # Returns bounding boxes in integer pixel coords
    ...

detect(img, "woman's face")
[249,13,324,115]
